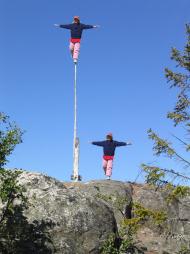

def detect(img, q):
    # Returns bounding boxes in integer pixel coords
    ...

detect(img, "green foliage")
[165,184,190,203]
[147,129,190,168]
[143,24,190,189]
[141,164,190,203]
[147,129,175,157]
[118,232,134,253]
[177,245,190,254]
[99,193,136,253]
[165,24,190,127]
[167,94,190,125]
[121,202,167,232]
[141,164,165,186]
[0,112,25,227]
[0,113,32,251]
[99,193,166,254]
[120,203,166,253]
[101,234,119,254]
[0,169,27,226]
[121,217,141,235]
[133,203,167,226]
[0,112,23,168]
[101,233,141,254]
[0,169,56,253]
[141,26,190,253]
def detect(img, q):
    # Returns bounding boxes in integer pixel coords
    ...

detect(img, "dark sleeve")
[114,141,127,147]
[81,24,94,29]
[59,24,72,29]
[92,141,105,147]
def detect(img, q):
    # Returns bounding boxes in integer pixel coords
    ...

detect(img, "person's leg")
[69,42,74,58]
[106,160,113,177]
[102,159,107,175]
[73,42,81,61]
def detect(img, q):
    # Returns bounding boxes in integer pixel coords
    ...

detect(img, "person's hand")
[54,24,60,27]
[93,25,100,28]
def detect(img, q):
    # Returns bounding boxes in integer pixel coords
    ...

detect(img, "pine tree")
[142,24,190,186]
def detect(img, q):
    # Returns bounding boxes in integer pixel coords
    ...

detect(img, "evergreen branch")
[173,150,190,168]
[165,68,188,89]
[148,129,175,157]
[142,164,190,188]
[170,133,190,151]
[147,129,190,167]
[169,25,190,72]
[162,168,190,181]
[167,93,190,125]
[167,112,190,125]
[175,93,190,112]
[171,48,190,72]
[141,164,166,186]
[0,113,9,124]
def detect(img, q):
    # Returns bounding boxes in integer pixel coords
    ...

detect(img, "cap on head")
[74,16,80,22]
[106,133,113,140]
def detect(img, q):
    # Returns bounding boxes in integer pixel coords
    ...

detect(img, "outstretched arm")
[114,141,132,147]
[81,24,99,29]
[54,24,72,29]
[91,141,105,147]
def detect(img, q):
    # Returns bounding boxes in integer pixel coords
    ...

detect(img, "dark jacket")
[92,140,127,156]
[59,23,94,39]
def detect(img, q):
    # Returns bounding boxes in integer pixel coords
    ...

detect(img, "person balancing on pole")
[54,16,99,64]
[91,133,132,180]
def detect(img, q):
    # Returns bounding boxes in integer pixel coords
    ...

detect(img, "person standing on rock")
[91,133,132,180]
[54,16,99,64]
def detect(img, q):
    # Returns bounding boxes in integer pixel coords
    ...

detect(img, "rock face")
[16,173,117,254]
[0,172,190,254]
[132,184,190,254]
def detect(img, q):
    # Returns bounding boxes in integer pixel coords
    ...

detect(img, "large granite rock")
[64,180,133,228]
[0,172,117,254]
[0,171,190,254]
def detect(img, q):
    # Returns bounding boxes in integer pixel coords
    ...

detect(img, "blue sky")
[1,0,190,182]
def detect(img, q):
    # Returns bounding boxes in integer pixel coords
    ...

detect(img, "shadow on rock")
[0,203,56,254]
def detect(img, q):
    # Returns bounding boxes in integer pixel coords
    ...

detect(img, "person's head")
[106,133,113,141]
[73,16,80,23]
